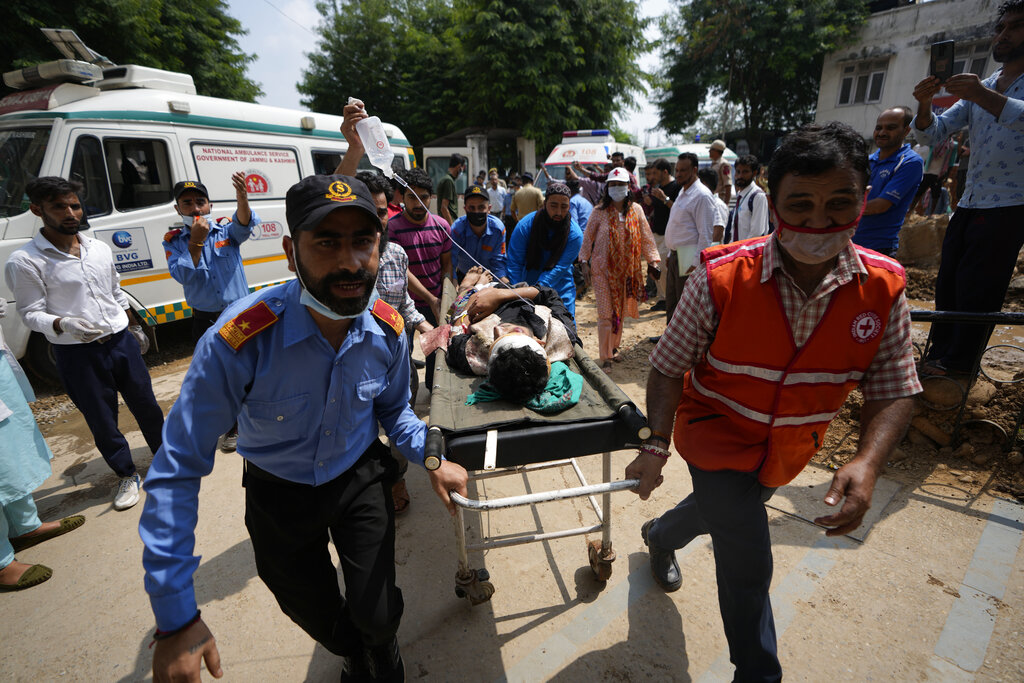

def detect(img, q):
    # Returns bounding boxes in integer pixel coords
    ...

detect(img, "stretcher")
[425,280,648,605]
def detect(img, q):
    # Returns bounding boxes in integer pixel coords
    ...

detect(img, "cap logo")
[325,180,356,203]
[183,182,196,188]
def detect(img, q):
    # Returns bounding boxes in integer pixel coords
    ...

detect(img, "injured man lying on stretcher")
[422,267,581,409]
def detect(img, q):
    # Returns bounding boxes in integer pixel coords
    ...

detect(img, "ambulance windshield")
[0,127,52,218]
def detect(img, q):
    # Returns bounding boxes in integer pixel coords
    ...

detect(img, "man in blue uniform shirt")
[162,174,260,344]
[450,185,508,282]
[140,174,468,682]
[853,107,923,256]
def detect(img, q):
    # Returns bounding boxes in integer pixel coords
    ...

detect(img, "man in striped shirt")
[387,167,452,389]
[627,123,921,681]
[387,168,452,325]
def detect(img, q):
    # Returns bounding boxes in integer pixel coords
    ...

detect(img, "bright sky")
[226,0,673,147]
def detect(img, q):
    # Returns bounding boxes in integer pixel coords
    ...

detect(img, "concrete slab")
[765,463,903,542]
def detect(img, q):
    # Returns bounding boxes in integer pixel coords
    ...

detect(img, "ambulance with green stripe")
[0,61,414,381]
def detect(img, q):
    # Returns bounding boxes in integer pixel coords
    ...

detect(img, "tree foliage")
[656,0,868,151]
[3,0,262,102]
[299,0,650,152]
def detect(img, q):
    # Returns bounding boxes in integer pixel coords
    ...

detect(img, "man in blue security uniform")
[162,173,260,344]
[450,185,508,282]
[140,174,469,682]
[853,107,924,257]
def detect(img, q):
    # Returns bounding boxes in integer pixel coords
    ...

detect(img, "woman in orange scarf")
[579,168,661,369]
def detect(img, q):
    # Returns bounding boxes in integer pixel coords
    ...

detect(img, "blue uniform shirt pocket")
[241,393,310,445]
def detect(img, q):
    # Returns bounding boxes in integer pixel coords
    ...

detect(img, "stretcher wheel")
[588,540,616,582]
[455,568,495,606]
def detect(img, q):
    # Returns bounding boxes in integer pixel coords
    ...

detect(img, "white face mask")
[181,205,211,228]
[291,243,379,320]
[608,186,629,202]
[771,196,866,265]
[775,227,857,265]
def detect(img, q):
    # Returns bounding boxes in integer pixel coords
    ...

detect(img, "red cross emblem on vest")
[850,311,882,344]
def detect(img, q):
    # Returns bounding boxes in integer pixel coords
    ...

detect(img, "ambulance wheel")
[26,332,61,387]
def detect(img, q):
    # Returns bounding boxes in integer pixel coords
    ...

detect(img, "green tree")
[299,0,461,146]
[656,0,868,153]
[457,0,651,150]
[299,0,651,154]
[3,0,261,102]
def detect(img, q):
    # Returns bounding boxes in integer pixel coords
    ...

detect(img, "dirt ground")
[6,255,1024,682]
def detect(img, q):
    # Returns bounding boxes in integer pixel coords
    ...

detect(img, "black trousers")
[414,304,439,390]
[52,329,164,477]
[243,440,402,657]
[190,308,224,345]
[648,464,782,682]
[926,204,1024,371]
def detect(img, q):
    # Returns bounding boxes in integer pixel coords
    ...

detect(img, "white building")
[815,0,999,138]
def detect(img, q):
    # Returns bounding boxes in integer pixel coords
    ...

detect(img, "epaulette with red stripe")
[217,301,279,351]
[163,228,182,243]
[371,298,404,336]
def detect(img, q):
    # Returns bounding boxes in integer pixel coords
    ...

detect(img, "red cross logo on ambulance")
[850,311,882,344]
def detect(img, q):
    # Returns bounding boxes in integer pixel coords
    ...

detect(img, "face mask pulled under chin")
[182,206,212,228]
[299,285,378,320]
[292,245,378,320]
[772,196,865,265]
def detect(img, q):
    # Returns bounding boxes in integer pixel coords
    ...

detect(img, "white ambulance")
[0,61,414,381]
[538,129,646,190]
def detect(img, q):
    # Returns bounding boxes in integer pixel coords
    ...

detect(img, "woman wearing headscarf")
[579,168,661,369]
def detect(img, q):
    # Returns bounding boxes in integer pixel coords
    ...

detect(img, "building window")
[837,59,888,107]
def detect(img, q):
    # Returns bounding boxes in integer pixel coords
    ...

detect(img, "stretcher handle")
[425,426,445,463]
[617,404,652,441]
[449,478,641,511]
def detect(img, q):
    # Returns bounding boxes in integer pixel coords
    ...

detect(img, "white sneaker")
[113,473,142,510]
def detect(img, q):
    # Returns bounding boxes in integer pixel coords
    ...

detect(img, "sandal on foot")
[392,480,411,515]
[11,515,85,553]
[0,564,53,592]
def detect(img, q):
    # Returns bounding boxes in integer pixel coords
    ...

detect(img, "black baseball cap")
[464,185,489,202]
[285,174,381,235]
[173,180,209,200]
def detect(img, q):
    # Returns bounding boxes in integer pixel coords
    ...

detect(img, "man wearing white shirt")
[486,169,507,216]
[663,153,717,321]
[697,168,730,244]
[4,177,164,511]
[728,155,771,243]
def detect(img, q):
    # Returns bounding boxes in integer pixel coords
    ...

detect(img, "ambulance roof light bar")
[41,28,115,67]
[561,129,611,138]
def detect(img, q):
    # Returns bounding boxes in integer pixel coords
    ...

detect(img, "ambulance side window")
[69,136,112,218]
[312,151,341,175]
[103,138,173,211]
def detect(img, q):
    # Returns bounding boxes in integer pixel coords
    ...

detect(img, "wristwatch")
[424,454,443,471]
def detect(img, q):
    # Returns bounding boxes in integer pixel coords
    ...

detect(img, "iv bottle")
[355,116,395,177]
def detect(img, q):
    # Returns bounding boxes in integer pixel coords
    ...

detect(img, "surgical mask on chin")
[182,206,212,228]
[771,196,866,265]
[608,186,629,202]
[292,246,378,320]
[299,285,378,321]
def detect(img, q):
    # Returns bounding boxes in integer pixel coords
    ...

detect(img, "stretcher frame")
[426,281,648,605]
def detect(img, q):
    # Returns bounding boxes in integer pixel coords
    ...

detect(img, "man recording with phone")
[911,0,1024,377]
